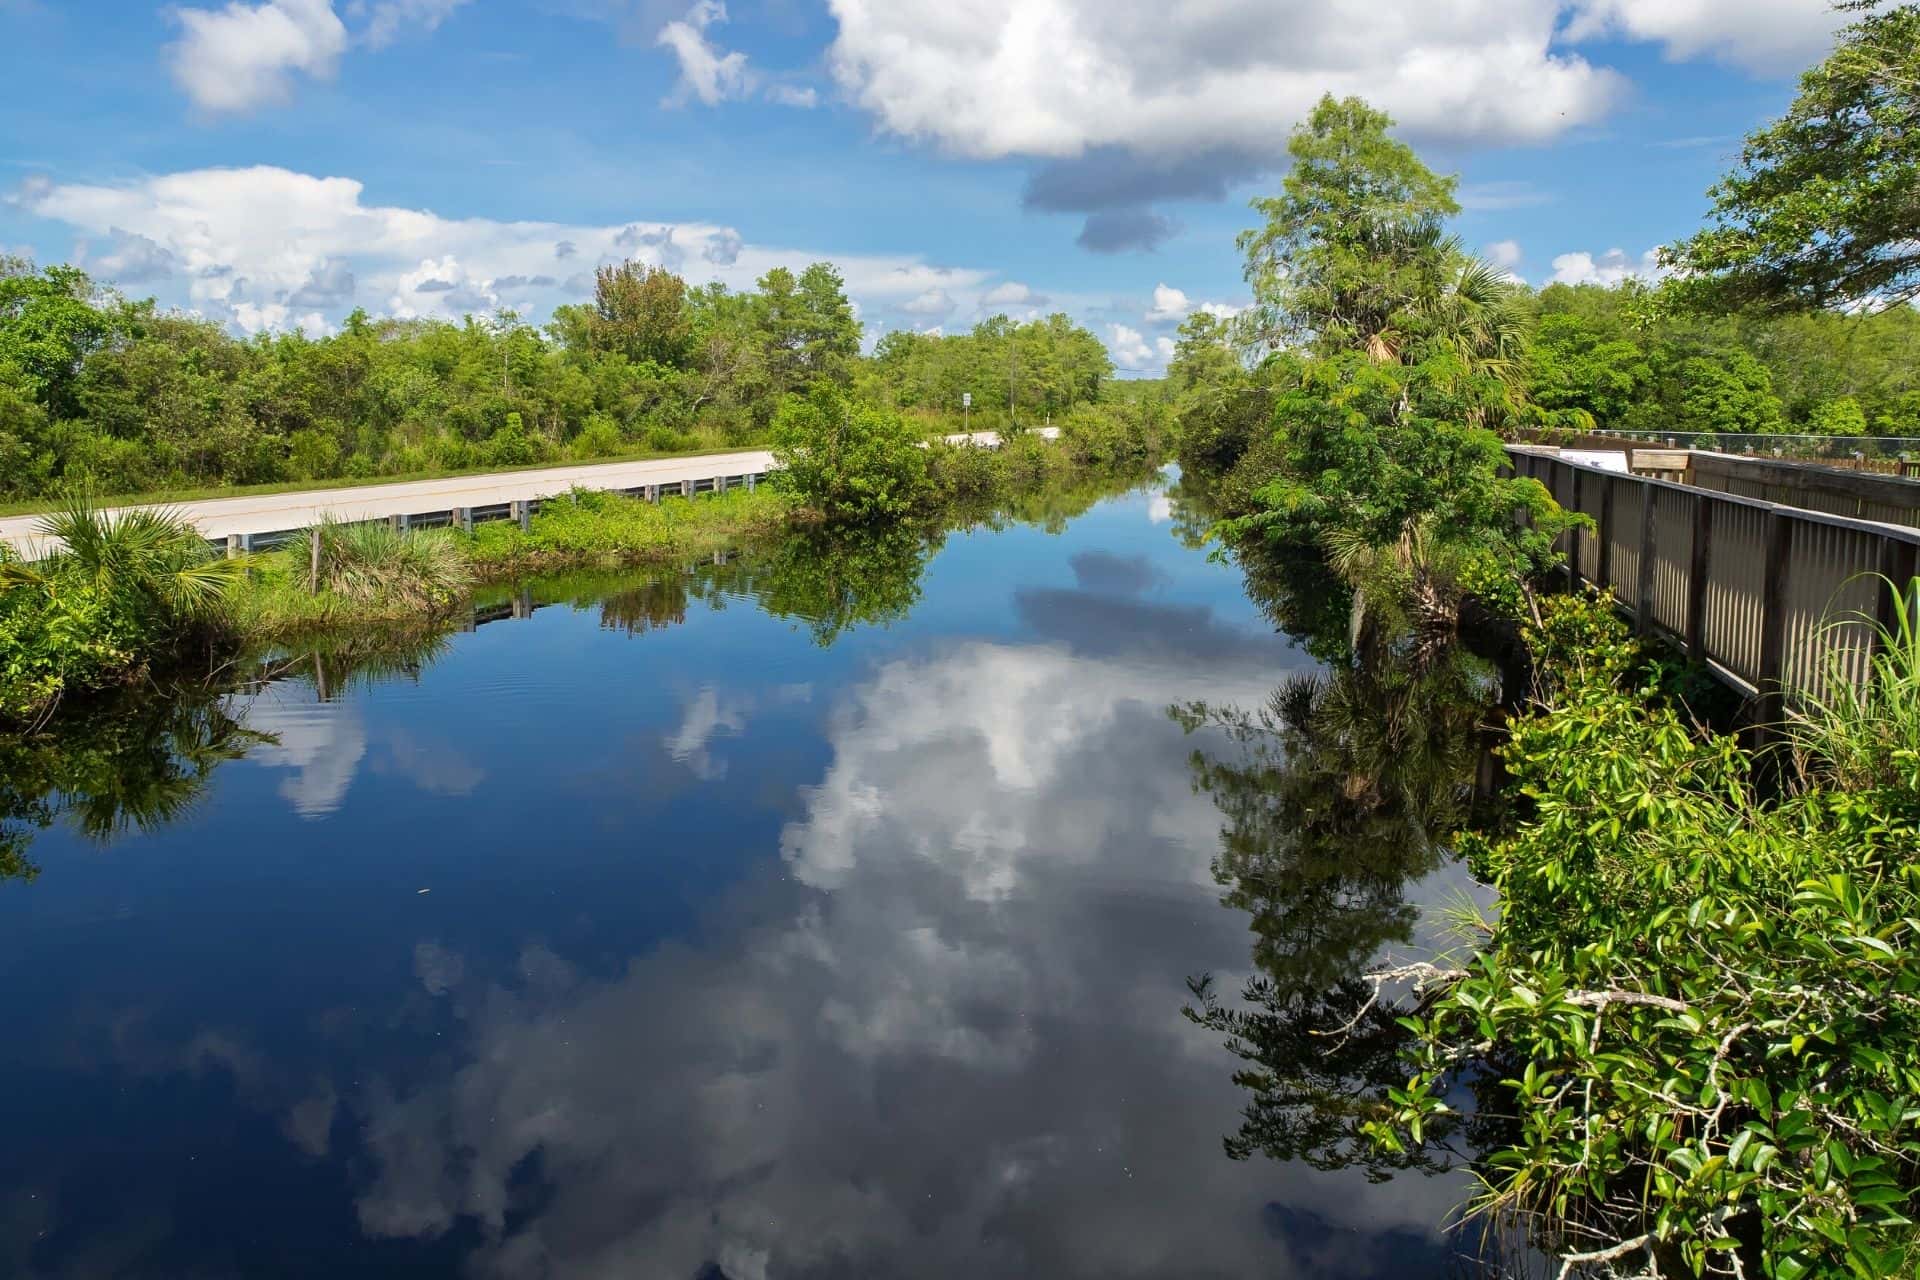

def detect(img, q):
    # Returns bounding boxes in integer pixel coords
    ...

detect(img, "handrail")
[1508,445,1920,716]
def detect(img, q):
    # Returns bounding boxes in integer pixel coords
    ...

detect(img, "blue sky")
[0,0,1845,372]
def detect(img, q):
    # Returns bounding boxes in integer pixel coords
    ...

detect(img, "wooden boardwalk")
[1510,446,1920,712]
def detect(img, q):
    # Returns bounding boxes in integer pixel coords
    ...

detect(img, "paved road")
[0,451,776,559]
[0,428,1058,558]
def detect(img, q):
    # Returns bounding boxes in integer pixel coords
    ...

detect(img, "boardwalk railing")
[1508,446,1920,709]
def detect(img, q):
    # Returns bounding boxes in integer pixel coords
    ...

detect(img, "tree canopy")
[1665,1,1920,311]
[0,256,1116,502]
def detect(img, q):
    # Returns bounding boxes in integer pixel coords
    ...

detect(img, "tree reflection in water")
[1179,611,1510,1187]
[0,686,266,883]
[0,523,948,880]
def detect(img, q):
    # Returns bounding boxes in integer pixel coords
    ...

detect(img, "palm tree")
[4,498,245,629]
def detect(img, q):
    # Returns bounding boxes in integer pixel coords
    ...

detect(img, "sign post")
[962,391,971,434]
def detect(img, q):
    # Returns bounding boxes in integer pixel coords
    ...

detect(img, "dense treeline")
[1172,272,1920,460]
[0,255,1116,501]
[1529,281,1920,437]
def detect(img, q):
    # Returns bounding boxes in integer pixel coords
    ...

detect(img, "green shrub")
[0,501,243,724]
[309,519,472,610]
[570,413,625,459]
[770,384,929,523]
[1376,594,1920,1278]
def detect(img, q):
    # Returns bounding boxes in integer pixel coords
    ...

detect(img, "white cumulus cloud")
[656,0,755,106]
[1565,0,1842,74]
[166,0,349,115]
[1549,246,1664,288]
[1140,283,1239,328]
[980,280,1046,309]
[1107,323,1174,373]
[765,83,818,109]
[354,0,472,49]
[1144,283,1189,324]
[827,0,1624,164]
[901,286,957,318]
[16,164,997,334]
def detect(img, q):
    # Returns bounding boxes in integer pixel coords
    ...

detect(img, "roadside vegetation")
[0,391,1166,719]
[0,253,1121,503]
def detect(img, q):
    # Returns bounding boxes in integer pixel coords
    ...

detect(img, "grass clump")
[467,485,793,574]
[1789,577,1920,796]
[231,518,473,639]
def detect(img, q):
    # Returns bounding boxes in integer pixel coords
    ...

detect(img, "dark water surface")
[0,480,1480,1278]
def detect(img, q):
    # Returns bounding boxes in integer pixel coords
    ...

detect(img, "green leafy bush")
[1376,593,1920,1279]
[769,384,930,523]
[0,501,242,725]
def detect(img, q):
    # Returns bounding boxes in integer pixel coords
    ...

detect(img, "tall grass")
[1788,574,1920,794]
[467,486,793,571]
[309,518,472,610]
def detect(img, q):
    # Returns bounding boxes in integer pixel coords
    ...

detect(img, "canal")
[0,474,1492,1277]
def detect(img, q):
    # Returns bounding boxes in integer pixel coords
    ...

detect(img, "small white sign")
[962,392,972,408]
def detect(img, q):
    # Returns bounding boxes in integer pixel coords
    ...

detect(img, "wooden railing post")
[1685,493,1713,657]
[1569,466,1585,588]
[1597,474,1615,592]
[1875,537,1919,650]
[1755,510,1795,730]
[1637,483,1659,635]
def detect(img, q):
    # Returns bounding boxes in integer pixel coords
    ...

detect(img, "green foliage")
[0,500,243,724]
[1215,354,1574,626]
[0,684,263,884]
[1520,282,1920,438]
[466,485,793,573]
[1808,395,1870,437]
[1675,350,1786,435]
[1789,576,1920,796]
[1239,95,1461,356]
[770,384,930,523]
[1376,594,1920,1278]
[1178,643,1501,1180]
[0,255,1126,504]
[869,312,1114,427]
[1665,2,1920,312]
[585,262,694,367]
[0,259,115,416]
[749,524,934,646]
[309,519,472,611]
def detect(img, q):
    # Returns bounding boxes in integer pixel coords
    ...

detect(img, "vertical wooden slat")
[1637,481,1659,635]
[1755,511,1794,729]
[1686,492,1713,657]
[1598,474,1615,592]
